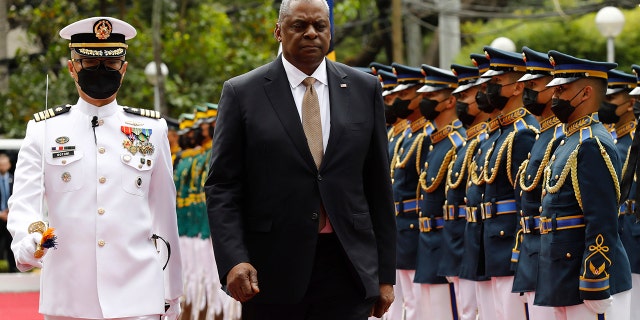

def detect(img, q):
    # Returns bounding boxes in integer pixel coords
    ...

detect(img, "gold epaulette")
[33,104,72,122]
[123,106,161,119]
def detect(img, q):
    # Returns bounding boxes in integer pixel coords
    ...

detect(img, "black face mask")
[391,98,414,119]
[551,87,585,123]
[76,67,122,100]
[598,101,621,124]
[486,82,510,111]
[522,87,548,116]
[455,101,476,127]
[419,97,445,121]
[384,104,398,125]
[476,90,494,113]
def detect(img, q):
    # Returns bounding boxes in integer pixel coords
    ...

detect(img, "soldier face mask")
[486,82,511,111]
[76,65,123,100]
[384,104,397,125]
[522,87,547,116]
[476,90,494,113]
[419,97,445,121]
[551,87,585,123]
[455,101,476,126]
[598,100,623,124]
[391,96,416,119]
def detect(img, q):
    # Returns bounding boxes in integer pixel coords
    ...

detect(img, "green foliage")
[456,5,640,75]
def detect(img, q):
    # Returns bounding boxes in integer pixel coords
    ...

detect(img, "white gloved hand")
[16,233,46,270]
[583,297,613,314]
[163,297,181,320]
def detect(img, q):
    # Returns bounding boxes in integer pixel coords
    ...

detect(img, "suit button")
[409,224,415,229]
[99,177,106,184]
[565,253,571,258]
[311,212,319,220]
[98,208,105,215]
[98,240,106,247]
[98,147,105,154]
[499,230,505,236]
[317,174,322,181]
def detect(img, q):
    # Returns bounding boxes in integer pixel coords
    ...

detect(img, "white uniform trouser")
[45,316,160,320]
[491,276,527,320]
[525,291,556,320]
[630,274,640,320]
[544,289,631,320]
[476,280,496,320]
[396,269,421,320]
[384,271,405,320]
[417,283,454,319]
[456,278,478,320]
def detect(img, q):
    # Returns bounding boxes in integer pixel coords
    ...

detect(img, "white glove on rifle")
[163,297,181,320]
[16,232,46,270]
[583,297,613,315]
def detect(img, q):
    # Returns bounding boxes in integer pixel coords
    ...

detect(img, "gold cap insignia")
[94,19,112,40]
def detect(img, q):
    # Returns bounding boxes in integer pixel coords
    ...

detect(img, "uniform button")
[409,133,413,138]
[565,253,571,258]
[99,177,106,184]
[499,230,505,236]
[527,174,531,180]
[317,174,322,181]
[464,197,468,204]
[400,148,405,154]
[554,175,559,180]
[429,145,434,151]
[519,191,522,197]
[535,134,539,141]
[98,147,105,154]
[455,171,459,177]
[98,240,106,247]
[391,178,395,184]
[542,190,547,196]
[477,149,482,155]
[311,212,319,220]
[527,152,531,159]
[61,160,67,165]
[551,155,556,161]
[409,224,415,229]
[560,140,565,146]
[539,206,543,213]
[98,208,105,215]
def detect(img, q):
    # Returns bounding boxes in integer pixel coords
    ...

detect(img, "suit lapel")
[263,56,317,170]
[321,61,349,171]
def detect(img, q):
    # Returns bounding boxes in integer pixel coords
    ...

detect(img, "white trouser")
[630,274,640,320]
[457,278,478,320]
[45,316,160,320]
[548,289,631,320]
[397,269,421,320]
[525,291,556,320]
[417,283,455,320]
[475,280,496,320]
[491,276,527,320]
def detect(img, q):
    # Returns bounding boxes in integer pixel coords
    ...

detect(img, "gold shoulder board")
[123,106,161,119]
[33,104,72,122]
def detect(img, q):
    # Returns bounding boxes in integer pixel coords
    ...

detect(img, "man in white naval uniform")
[7,16,183,320]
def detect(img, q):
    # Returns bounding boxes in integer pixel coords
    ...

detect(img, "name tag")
[53,151,75,158]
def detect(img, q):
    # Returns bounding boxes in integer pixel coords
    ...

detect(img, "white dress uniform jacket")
[8,98,183,318]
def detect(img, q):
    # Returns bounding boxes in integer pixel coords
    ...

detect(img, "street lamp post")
[490,37,516,52]
[144,61,168,112]
[595,6,625,63]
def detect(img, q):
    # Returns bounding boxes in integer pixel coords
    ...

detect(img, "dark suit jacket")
[205,56,396,304]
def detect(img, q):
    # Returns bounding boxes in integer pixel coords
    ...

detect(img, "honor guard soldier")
[631,65,640,119]
[479,46,539,320]
[511,47,563,319]
[7,17,183,320]
[378,69,403,131]
[414,65,465,319]
[389,63,433,320]
[444,63,485,320]
[166,117,181,169]
[603,68,638,320]
[536,50,632,319]
[459,53,501,320]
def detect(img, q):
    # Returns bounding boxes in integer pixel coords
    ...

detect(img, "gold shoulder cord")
[414,133,427,175]
[484,131,516,184]
[389,133,406,179]
[621,146,631,184]
[447,139,479,189]
[420,148,456,193]
[506,125,538,187]
[519,135,557,192]
[545,137,620,210]
[395,133,424,170]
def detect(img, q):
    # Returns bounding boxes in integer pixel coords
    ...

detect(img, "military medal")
[121,125,154,156]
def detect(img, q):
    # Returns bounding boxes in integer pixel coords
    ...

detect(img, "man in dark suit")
[0,153,16,272]
[204,0,396,319]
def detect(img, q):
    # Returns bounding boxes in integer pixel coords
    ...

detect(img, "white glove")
[163,297,181,320]
[16,233,46,270]
[583,297,613,314]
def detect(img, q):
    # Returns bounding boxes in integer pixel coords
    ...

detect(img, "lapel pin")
[340,83,347,88]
